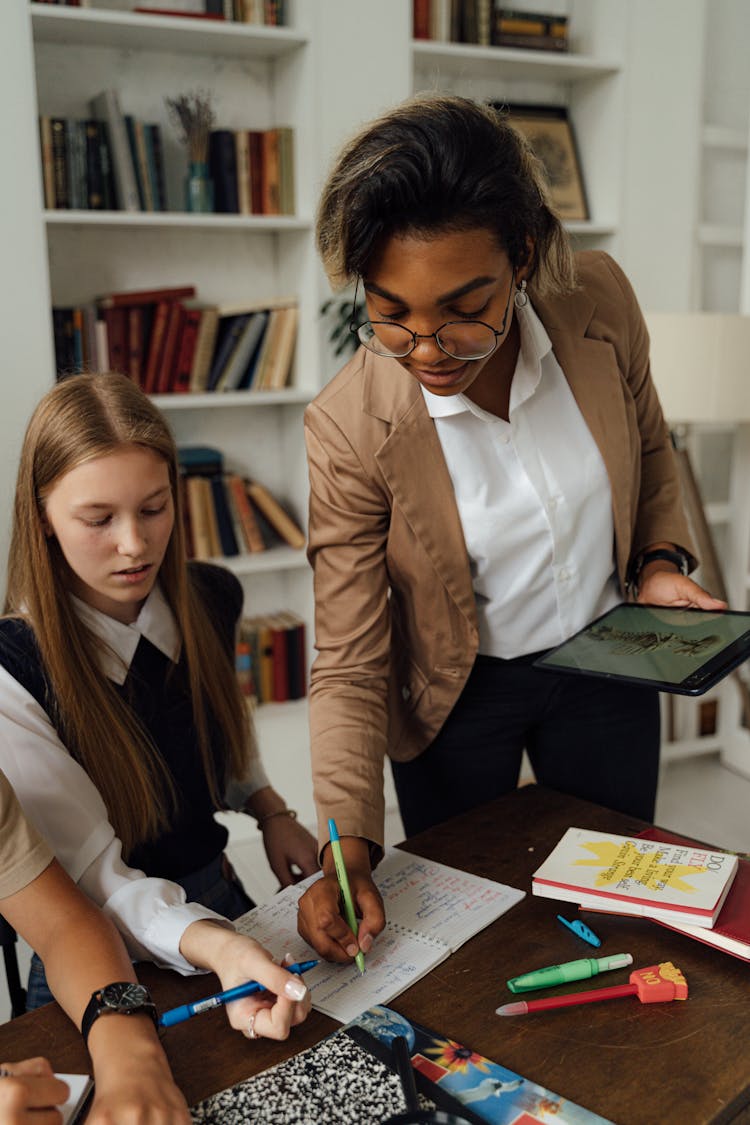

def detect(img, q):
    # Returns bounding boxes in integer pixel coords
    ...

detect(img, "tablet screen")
[534,604,750,694]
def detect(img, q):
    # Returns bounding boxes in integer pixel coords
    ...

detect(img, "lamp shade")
[645,312,750,423]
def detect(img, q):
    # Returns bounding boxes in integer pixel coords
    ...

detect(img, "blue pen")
[159,959,319,1028]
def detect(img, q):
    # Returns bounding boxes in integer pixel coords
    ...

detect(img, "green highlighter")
[507,953,633,993]
[328,817,366,974]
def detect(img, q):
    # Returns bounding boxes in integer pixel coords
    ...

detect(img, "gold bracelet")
[253,808,298,830]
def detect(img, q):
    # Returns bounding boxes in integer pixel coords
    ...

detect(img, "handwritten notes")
[234,848,524,1023]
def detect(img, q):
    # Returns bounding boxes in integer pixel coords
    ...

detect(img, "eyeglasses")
[350,274,514,361]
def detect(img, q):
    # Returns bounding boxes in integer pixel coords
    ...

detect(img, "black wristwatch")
[629,547,689,597]
[81,982,159,1048]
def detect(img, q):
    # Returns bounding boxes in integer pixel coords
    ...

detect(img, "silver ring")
[244,1013,259,1040]
[0,1068,13,1078]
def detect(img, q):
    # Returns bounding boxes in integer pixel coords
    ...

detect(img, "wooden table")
[2,784,749,1124]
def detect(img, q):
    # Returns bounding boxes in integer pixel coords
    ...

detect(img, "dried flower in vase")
[165,90,216,165]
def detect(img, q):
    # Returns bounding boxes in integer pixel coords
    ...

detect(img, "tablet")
[533,603,750,695]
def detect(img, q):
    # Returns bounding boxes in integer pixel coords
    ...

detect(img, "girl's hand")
[261,814,320,888]
[0,1058,69,1124]
[179,922,311,1041]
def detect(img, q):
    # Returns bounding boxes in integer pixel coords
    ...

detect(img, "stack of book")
[532,826,740,938]
[237,611,307,704]
[37,1,287,25]
[208,126,295,215]
[51,287,298,394]
[413,2,568,51]
[179,445,306,563]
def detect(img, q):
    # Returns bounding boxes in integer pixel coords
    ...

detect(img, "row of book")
[40,92,167,213]
[207,127,295,216]
[40,89,295,216]
[237,611,306,706]
[413,2,569,52]
[52,285,298,395]
[179,446,305,561]
[35,1,287,24]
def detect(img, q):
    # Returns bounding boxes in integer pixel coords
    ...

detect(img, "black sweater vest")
[0,563,242,881]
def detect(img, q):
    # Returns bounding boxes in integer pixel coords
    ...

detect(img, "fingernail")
[284,978,307,1001]
[346,943,359,958]
[360,933,373,953]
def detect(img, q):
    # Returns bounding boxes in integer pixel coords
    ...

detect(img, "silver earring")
[514,280,528,309]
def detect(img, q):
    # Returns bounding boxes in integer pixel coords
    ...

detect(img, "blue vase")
[185,161,214,213]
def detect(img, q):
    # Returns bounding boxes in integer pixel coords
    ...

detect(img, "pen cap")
[600,954,633,972]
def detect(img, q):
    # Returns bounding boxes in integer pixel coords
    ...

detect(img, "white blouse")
[0,583,269,973]
[422,299,621,657]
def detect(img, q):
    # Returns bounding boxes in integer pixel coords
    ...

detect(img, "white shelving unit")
[28,0,322,829]
[411,0,627,258]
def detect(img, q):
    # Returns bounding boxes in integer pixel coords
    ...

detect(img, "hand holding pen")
[176,923,313,1041]
[296,827,385,966]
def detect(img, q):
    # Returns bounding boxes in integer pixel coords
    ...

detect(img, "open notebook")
[235,847,524,1023]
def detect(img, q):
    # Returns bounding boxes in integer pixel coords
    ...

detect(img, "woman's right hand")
[0,1058,69,1124]
[296,837,386,963]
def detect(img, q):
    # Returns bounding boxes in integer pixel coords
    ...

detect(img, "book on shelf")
[209,475,240,557]
[532,826,739,929]
[235,846,524,1023]
[212,309,269,392]
[244,479,305,549]
[225,473,265,553]
[89,90,141,212]
[188,306,220,392]
[236,612,304,704]
[208,129,239,214]
[191,1003,609,1124]
[635,827,750,963]
[39,117,56,209]
[98,285,197,309]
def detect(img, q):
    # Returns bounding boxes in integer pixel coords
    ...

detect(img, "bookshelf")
[410,0,627,255]
[26,0,322,830]
[6,0,748,853]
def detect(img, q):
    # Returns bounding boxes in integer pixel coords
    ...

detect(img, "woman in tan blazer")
[298,94,725,967]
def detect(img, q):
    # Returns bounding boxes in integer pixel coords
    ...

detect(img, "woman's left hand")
[261,814,320,888]
[637,568,727,610]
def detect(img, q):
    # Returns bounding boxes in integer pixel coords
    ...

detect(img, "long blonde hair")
[4,373,252,855]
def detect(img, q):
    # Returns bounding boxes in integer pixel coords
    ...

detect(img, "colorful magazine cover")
[350,1006,612,1125]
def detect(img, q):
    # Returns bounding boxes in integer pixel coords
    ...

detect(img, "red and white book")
[532,825,738,929]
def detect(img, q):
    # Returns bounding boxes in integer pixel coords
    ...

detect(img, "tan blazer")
[304,251,695,852]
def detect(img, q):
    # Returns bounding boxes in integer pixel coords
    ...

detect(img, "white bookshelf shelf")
[698,223,743,249]
[216,547,308,577]
[702,124,748,153]
[411,39,620,83]
[153,389,314,410]
[30,4,308,58]
[44,211,311,233]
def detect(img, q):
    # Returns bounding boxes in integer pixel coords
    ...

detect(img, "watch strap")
[81,983,158,1049]
[629,547,689,596]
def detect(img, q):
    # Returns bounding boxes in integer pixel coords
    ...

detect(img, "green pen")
[507,953,633,994]
[328,817,366,974]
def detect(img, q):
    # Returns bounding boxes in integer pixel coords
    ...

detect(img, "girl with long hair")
[0,371,317,1035]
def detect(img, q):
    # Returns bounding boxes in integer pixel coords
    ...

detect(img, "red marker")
[496,961,687,1016]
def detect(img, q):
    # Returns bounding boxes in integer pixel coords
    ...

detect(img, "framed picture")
[500,104,589,221]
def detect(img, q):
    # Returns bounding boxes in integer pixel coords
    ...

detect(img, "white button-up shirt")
[0,583,269,972]
[422,299,620,657]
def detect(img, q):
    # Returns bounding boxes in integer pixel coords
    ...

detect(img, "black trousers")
[391,652,661,838]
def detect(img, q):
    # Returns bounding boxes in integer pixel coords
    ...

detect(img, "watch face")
[101,983,151,1012]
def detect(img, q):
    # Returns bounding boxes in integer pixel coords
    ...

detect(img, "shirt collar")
[71,583,181,684]
[420,298,552,420]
